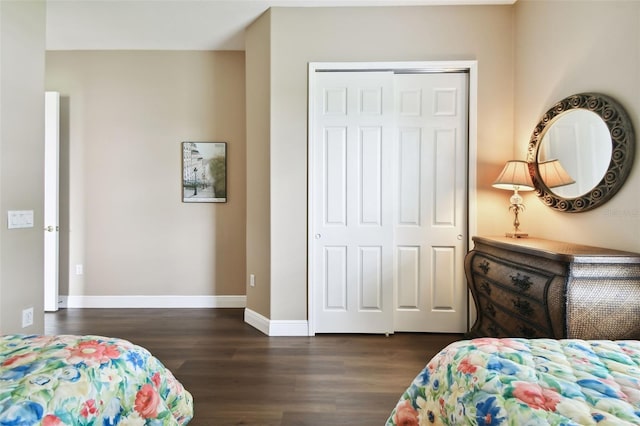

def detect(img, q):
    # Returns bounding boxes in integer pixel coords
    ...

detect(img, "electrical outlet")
[249,274,255,287]
[22,307,33,328]
[76,264,83,275]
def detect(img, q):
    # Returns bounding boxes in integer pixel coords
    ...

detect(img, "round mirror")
[537,109,611,198]
[527,93,635,212]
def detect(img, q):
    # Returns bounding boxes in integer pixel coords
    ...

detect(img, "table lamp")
[492,160,535,238]
[537,159,575,189]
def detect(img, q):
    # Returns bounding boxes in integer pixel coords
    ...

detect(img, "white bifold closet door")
[311,69,468,334]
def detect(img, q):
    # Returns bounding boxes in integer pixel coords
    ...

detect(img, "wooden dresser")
[465,236,640,340]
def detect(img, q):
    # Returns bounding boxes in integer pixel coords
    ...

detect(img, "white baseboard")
[244,308,309,336]
[60,295,246,309]
[243,308,270,334]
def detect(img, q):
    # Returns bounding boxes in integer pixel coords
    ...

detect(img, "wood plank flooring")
[45,308,463,426]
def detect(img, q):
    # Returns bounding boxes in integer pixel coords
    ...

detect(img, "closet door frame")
[307,61,478,336]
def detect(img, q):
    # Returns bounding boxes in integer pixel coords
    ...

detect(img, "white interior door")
[44,91,60,312]
[393,73,468,332]
[310,64,470,334]
[311,71,395,334]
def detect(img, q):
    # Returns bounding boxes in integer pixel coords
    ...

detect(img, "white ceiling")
[46,0,516,51]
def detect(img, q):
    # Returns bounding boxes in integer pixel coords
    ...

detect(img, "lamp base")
[505,231,528,238]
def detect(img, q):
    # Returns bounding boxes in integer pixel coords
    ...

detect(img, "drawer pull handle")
[510,273,532,292]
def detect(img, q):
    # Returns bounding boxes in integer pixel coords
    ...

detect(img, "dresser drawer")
[469,252,552,301]
[472,277,554,337]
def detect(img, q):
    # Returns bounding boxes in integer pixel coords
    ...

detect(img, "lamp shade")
[492,160,535,191]
[538,159,575,188]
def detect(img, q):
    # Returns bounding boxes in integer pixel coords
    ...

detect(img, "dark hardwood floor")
[45,308,463,426]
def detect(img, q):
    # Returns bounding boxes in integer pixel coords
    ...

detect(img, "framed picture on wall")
[182,142,227,203]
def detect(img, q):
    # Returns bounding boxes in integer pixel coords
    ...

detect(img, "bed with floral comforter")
[0,334,193,425]
[387,338,640,425]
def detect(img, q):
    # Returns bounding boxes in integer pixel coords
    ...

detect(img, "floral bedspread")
[387,338,640,425]
[0,334,193,425]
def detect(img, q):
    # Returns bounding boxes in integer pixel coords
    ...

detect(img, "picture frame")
[182,142,227,203]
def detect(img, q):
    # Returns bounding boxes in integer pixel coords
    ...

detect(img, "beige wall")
[514,0,640,252]
[245,11,272,318]
[0,0,46,333]
[245,5,516,321]
[45,51,247,300]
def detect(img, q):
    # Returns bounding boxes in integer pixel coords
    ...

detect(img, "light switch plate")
[22,307,33,328]
[8,210,34,229]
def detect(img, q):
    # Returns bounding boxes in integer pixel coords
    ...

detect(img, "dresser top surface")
[473,236,640,263]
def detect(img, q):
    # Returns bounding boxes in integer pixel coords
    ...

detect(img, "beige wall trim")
[61,295,246,309]
[244,308,309,336]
